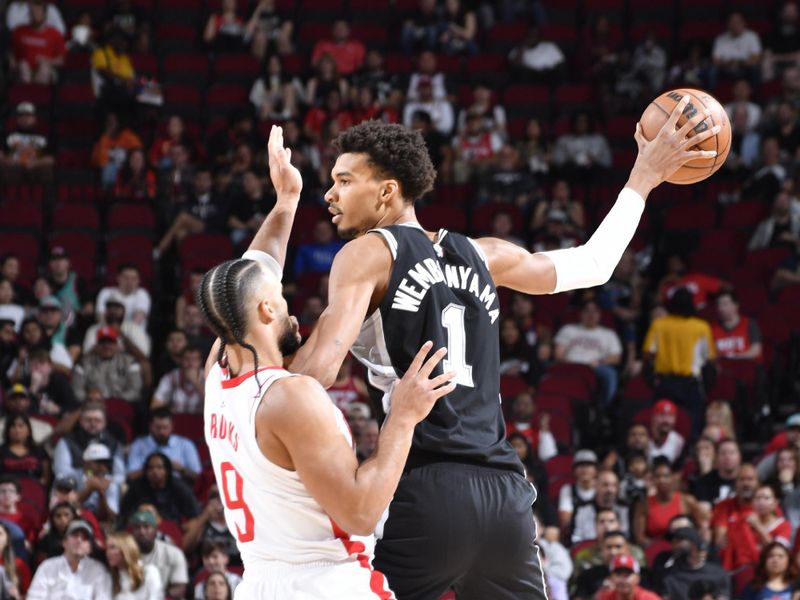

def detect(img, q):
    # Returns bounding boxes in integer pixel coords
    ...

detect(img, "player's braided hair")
[197,258,267,397]
[334,120,437,202]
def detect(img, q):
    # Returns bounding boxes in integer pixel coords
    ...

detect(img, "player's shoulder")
[262,375,330,415]
[331,232,394,272]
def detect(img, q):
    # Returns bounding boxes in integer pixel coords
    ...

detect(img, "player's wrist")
[625,166,658,200]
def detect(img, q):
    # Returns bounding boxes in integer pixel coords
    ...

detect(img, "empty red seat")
[504,84,549,106]
[130,53,158,78]
[0,232,38,283]
[19,478,46,514]
[553,84,592,107]
[500,375,529,400]
[7,84,52,108]
[534,393,573,419]
[179,233,234,272]
[350,23,387,45]
[0,202,42,231]
[544,454,573,503]
[664,203,716,231]
[546,363,597,391]
[57,83,94,104]
[52,203,99,230]
[471,203,524,235]
[107,203,156,232]
[213,53,261,81]
[538,376,592,404]
[50,232,96,260]
[384,53,412,75]
[163,53,209,81]
[721,201,769,228]
[744,247,791,281]
[205,84,248,110]
[623,375,653,400]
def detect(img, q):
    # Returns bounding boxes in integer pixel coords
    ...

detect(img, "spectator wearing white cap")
[96,264,151,327]
[76,442,120,523]
[26,519,112,600]
[0,102,55,185]
[559,449,598,534]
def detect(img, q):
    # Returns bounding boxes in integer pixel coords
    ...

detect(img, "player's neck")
[225,338,283,376]
[375,202,420,229]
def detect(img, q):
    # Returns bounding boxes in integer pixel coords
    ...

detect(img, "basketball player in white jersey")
[201,126,457,599]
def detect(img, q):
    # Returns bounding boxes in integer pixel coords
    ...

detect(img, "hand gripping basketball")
[632,95,720,189]
[391,341,457,426]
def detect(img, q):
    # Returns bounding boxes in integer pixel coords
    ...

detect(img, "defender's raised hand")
[267,124,302,200]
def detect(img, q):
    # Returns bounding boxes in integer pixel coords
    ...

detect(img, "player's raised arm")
[288,234,391,388]
[264,343,456,535]
[479,95,721,295]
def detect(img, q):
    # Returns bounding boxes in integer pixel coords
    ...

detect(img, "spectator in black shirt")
[409,110,452,180]
[227,170,275,248]
[692,438,741,513]
[1,255,34,308]
[27,349,80,437]
[477,144,537,207]
[154,165,230,260]
[0,102,54,185]
[661,526,730,600]
[182,484,239,565]
[118,452,200,526]
[0,413,50,486]
[34,501,78,565]
[0,321,16,390]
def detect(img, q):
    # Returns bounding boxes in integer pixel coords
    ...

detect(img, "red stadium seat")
[130,53,158,78]
[213,53,261,83]
[158,519,184,546]
[52,203,100,231]
[546,412,572,448]
[500,375,529,400]
[645,538,672,567]
[0,232,38,284]
[172,413,204,445]
[205,84,249,116]
[107,203,156,233]
[179,233,234,272]
[553,84,592,108]
[49,232,96,262]
[623,376,653,401]
[0,202,42,232]
[19,478,46,514]
[534,393,573,418]
[107,235,154,284]
[537,376,592,404]
[384,53,412,75]
[664,204,716,231]
[743,247,791,282]
[544,455,573,504]
[546,363,598,392]
[7,84,52,109]
[503,84,549,106]
[162,53,209,84]
[721,200,769,229]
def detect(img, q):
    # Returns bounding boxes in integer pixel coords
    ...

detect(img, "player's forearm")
[247,197,299,269]
[540,188,645,293]
[347,412,416,534]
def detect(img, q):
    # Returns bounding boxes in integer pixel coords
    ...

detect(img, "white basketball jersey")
[204,362,374,569]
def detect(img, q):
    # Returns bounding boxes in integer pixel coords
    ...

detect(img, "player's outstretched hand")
[631,95,721,189]
[391,341,457,425]
[267,124,303,201]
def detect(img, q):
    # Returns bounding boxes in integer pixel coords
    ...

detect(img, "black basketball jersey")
[350,222,523,473]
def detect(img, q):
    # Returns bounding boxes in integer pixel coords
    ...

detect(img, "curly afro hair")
[334,120,437,202]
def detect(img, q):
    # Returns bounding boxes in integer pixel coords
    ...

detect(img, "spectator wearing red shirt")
[712,463,760,568]
[596,554,660,600]
[736,486,792,566]
[658,254,725,310]
[0,475,39,544]
[311,20,365,76]
[711,289,763,360]
[10,0,65,84]
[756,413,800,483]
[505,392,557,462]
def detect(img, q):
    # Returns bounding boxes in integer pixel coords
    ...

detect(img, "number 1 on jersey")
[441,303,474,388]
[220,461,255,542]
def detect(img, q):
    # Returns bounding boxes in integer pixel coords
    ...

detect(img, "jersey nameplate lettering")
[390,258,500,324]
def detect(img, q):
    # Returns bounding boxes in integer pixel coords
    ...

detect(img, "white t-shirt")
[96,287,151,322]
[713,30,762,62]
[649,430,686,464]
[558,482,595,514]
[554,324,622,364]
[140,540,189,590]
[114,564,162,600]
[26,555,111,600]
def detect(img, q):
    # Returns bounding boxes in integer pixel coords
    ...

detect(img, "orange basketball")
[639,88,731,185]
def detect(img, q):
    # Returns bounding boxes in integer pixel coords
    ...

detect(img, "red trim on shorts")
[329,519,394,599]
[221,366,285,389]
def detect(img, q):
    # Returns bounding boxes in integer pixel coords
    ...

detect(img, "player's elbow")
[335,510,378,537]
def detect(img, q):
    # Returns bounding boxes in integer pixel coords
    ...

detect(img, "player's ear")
[255,298,276,325]
[380,179,399,203]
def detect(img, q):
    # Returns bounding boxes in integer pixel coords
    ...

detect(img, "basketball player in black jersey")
[289,96,720,599]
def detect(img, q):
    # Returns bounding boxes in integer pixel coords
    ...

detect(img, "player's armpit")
[476,237,557,295]
[289,235,391,387]
[262,376,390,535]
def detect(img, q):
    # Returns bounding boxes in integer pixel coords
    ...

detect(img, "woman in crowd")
[0,521,30,597]
[106,531,163,599]
[499,317,539,383]
[0,412,50,486]
[203,571,233,600]
[34,502,78,565]
[203,0,245,52]
[113,148,156,203]
[724,485,792,571]
[6,317,72,379]
[633,457,705,548]
[742,542,797,600]
[767,447,800,537]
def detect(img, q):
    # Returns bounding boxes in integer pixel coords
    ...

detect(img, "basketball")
[639,88,731,184]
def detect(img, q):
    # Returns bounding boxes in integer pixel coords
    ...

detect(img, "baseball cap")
[7,384,28,399]
[16,102,35,116]
[610,554,640,574]
[82,442,111,462]
[787,413,800,428]
[129,510,157,527]
[653,399,677,416]
[54,475,77,491]
[39,295,62,310]
[347,403,371,419]
[105,292,125,307]
[65,519,93,539]
[670,526,704,548]
[96,325,119,342]
[573,449,598,466]
[49,246,68,260]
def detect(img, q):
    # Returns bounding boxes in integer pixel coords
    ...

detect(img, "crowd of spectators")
[3,0,800,598]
